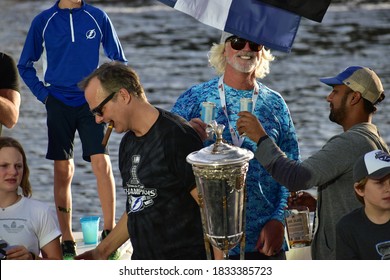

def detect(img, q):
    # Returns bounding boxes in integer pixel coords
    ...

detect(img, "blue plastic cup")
[80,216,100,245]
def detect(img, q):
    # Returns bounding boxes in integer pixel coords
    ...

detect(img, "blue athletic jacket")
[18,0,127,107]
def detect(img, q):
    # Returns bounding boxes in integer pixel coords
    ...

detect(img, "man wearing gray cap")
[237,66,389,259]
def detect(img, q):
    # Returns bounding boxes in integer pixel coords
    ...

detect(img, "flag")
[157,0,301,53]
[258,0,332,23]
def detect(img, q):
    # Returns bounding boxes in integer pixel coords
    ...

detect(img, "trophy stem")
[223,250,229,260]
[223,238,229,260]
[239,181,247,260]
[198,193,212,260]
[222,193,229,259]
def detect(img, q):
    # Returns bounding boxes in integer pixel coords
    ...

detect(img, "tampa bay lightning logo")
[375,150,390,162]
[86,29,96,39]
[130,196,143,212]
[124,155,158,213]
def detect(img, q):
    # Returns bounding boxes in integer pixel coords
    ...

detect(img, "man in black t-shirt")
[0,52,21,135]
[75,62,207,260]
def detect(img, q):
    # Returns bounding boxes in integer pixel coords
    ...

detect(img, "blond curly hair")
[208,41,275,79]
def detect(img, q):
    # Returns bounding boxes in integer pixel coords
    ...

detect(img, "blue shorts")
[45,95,109,162]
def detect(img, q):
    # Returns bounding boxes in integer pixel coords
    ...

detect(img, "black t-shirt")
[336,207,390,260]
[119,108,206,260]
[0,52,20,91]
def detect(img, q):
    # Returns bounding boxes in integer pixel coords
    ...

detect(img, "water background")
[1,0,389,231]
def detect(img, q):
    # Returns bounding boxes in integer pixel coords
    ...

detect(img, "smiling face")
[224,40,261,74]
[84,77,131,134]
[0,147,23,194]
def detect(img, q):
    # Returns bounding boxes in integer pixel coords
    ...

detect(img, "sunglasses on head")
[90,91,118,117]
[226,36,263,52]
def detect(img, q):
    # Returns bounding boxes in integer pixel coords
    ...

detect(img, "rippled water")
[1,0,389,230]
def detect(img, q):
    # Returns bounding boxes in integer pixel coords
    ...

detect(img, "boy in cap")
[237,66,389,259]
[336,149,390,260]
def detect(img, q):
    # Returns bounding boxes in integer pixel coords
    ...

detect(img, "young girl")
[0,136,62,260]
[336,149,390,260]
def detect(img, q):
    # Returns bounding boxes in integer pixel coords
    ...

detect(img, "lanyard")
[218,75,259,147]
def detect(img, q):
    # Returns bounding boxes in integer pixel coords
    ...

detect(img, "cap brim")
[319,77,344,86]
[220,32,234,43]
[368,167,390,180]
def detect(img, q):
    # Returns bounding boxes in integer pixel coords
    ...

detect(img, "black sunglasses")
[90,91,118,117]
[226,36,263,52]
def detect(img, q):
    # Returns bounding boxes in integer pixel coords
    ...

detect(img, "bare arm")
[4,237,61,260]
[39,237,62,260]
[0,89,21,129]
[75,212,129,260]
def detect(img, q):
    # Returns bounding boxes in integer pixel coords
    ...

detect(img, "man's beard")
[329,95,349,124]
[226,52,259,73]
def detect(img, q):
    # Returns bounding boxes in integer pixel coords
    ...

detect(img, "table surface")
[74,231,133,260]
[74,232,311,260]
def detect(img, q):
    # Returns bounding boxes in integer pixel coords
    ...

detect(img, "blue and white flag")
[157,0,301,53]
[259,0,332,23]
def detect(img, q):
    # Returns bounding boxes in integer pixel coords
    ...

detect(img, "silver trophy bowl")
[187,122,253,259]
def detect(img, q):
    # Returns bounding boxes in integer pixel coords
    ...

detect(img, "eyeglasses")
[90,91,118,117]
[226,37,263,52]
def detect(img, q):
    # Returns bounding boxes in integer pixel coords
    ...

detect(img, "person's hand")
[288,191,317,212]
[255,219,285,256]
[74,248,104,260]
[189,118,208,141]
[4,245,33,260]
[237,111,267,143]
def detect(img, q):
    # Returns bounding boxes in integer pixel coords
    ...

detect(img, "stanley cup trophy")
[186,121,253,260]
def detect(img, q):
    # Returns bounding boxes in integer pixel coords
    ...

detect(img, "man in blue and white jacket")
[18,0,127,259]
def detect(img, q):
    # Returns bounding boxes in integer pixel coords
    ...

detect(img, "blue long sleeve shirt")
[18,0,127,106]
[171,77,300,254]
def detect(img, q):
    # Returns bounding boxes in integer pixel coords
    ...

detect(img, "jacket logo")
[86,29,96,39]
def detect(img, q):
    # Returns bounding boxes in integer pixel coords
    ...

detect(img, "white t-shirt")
[0,196,61,255]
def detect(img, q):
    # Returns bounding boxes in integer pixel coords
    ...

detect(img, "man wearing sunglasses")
[171,32,300,260]
[18,0,127,260]
[76,62,208,260]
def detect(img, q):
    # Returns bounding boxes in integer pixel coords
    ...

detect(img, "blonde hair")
[208,42,275,78]
[0,137,32,197]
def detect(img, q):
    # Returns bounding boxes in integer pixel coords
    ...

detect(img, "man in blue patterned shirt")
[171,32,300,259]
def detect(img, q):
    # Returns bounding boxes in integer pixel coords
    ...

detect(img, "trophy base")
[206,233,243,250]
